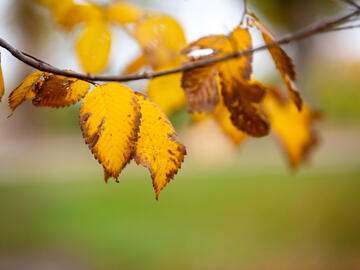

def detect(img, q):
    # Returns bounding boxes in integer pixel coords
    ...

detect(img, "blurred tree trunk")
[10,0,51,131]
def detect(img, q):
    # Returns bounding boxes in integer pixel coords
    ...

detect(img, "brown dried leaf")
[248,16,302,110]
[182,26,269,137]
[8,71,90,115]
[217,27,269,137]
[31,74,90,108]
[214,100,247,145]
[181,62,219,113]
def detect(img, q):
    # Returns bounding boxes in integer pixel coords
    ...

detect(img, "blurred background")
[0,0,360,269]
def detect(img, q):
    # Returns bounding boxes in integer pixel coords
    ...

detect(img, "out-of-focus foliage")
[263,88,319,169]
[76,22,112,74]
[132,15,187,69]
[148,62,187,115]
[106,2,143,25]
[248,0,338,27]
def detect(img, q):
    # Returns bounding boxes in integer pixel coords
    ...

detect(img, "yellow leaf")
[248,15,302,110]
[133,14,186,68]
[54,2,104,31]
[8,71,46,113]
[8,71,90,115]
[148,63,186,116]
[0,52,4,102]
[107,2,143,24]
[263,89,319,169]
[123,54,147,75]
[135,93,186,199]
[76,22,112,74]
[79,83,141,181]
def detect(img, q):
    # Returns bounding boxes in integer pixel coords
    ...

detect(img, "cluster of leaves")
[0,1,320,198]
[180,14,318,169]
[7,71,185,199]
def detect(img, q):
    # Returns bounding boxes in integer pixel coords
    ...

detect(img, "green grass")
[1,168,360,269]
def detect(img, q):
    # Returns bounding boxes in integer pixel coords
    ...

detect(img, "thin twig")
[0,7,359,83]
[240,0,248,24]
[326,23,360,32]
[342,0,360,8]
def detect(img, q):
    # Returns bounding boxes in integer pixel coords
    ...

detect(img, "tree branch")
[0,7,359,83]
[342,0,360,8]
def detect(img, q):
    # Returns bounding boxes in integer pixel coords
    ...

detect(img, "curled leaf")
[8,71,90,115]
[76,22,112,74]
[248,15,302,110]
[135,93,186,199]
[79,83,140,181]
[107,2,143,24]
[263,88,319,169]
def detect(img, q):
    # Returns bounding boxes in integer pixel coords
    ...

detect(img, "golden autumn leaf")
[76,22,112,74]
[262,89,319,169]
[54,1,103,32]
[0,52,4,102]
[135,93,186,199]
[182,26,269,137]
[148,63,186,116]
[79,83,141,181]
[8,71,90,114]
[133,14,187,68]
[248,15,303,110]
[107,2,143,25]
